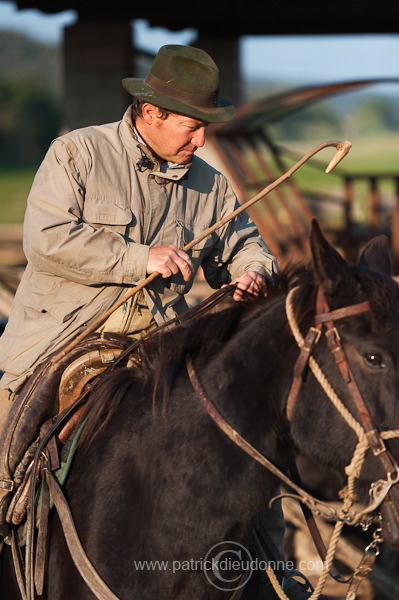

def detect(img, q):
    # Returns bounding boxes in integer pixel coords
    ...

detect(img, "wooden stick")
[51,139,352,362]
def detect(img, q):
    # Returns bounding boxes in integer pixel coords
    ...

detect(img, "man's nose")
[192,128,206,148]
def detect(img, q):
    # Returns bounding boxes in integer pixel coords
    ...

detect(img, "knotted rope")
[265,287,399,600]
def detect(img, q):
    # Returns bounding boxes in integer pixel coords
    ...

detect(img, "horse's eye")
[363,353,386,369]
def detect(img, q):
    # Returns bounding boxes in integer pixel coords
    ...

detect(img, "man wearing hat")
[0,45,321,599]
[0,44,277,407]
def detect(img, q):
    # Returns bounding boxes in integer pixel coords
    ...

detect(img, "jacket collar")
[120,106,191,182]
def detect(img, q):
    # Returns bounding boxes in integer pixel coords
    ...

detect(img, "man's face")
[137,105,209,165]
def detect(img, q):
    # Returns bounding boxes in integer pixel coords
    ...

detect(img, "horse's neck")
[199,299,294,453]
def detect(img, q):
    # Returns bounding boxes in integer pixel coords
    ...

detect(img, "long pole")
[52,139,352,362]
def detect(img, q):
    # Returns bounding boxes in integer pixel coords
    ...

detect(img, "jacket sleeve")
[23,138,149,286]
[200,177,279,288]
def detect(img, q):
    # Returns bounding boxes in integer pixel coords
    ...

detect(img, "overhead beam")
[14,1,399,35]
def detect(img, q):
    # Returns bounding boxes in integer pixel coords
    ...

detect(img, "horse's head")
[289,219,399,550]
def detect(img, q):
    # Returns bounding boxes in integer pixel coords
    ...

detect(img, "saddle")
[0,331,133,529]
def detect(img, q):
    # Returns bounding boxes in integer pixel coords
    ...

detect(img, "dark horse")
[2,219,399,599]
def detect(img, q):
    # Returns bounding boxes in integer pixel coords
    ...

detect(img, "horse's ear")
[310,219,361,301]
[358,235,392,276]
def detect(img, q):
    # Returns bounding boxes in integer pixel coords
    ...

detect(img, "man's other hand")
[230,271,267,301]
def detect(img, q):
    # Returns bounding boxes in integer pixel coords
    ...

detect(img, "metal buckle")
[99,348,117,363]
[307,326,322,345]
[366,429,387,456]
[386,465,399,485]
[0,479,14,492]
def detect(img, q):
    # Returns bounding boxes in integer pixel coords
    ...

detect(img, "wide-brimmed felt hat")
[122,44,235,123]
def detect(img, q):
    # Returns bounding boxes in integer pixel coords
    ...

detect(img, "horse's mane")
[77,263,311,448]
[77,260,399,449]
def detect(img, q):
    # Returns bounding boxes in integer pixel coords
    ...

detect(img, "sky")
[0,0,399,90]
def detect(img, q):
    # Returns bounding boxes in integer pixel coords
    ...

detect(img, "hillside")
[0,29,62,93]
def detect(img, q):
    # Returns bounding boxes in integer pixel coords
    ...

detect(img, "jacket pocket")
[83,199,133,234]
[19,271,93,324]
[24,291,84,324]
[176,221,214,255]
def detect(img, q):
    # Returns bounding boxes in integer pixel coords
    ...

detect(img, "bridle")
[188,285,399,522]
[286,285,399,483]
[187,284,399,600]
[8,285,399,600]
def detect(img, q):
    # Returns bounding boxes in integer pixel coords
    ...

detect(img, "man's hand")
[230,271,268,301]
[147,245,194,281]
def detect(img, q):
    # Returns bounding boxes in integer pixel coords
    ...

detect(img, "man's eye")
[363,353,386,369]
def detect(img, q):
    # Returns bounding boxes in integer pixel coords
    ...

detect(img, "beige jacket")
[0,107,277,391]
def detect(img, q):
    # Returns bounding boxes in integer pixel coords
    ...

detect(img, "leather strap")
[286,326,321,421]
[35,462,50,596]
[345,547,377,600]
[11,528,27,600]
[288,459,350,584]
[187,353,350,586]
[186,355,325,511]
[317,287,399,479]
[314,300,371,324]
[286,291,370,421]
[43,467,121,600]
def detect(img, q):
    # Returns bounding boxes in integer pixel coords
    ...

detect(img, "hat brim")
[122,78,235,123]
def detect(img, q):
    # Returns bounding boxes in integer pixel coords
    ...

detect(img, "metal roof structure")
[212,78,399,135]
[13,0,399,35]
[203,78,399,266]
[11,2,399,269]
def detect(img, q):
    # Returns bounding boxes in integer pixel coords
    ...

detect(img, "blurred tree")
[0,78,61,166]
[270,101,343,141]
[0,30,61,94]
[349,96,399,134]
[0,31,62,166]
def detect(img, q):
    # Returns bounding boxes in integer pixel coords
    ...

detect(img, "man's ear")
[140,103,160,124]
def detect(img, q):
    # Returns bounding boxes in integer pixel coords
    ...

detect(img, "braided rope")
[344,437,369,504]
[264,287,399,600]
[286,287,399,449]
[265,520,345,600]
[308,356,365,439]
[382,430,399,440]
[286,287,365,439]
[264,566,290,600]
[308,520,345,600]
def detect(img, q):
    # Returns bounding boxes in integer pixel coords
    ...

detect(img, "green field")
[281,133,399,191]
[0,133,397,225]
[0,167,36,223]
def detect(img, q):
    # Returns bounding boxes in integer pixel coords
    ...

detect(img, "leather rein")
[187,285,399,598]
[10,286,239,600]
[11,285,399,600]
[187,286,399,520]
[286,286,399,483]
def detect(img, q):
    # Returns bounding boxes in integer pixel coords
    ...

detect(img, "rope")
[265,567,290,600]
[264,286,399,600]
[286,288,365,439]
[344,437,369,505]
[286,287,399,455]
[382,430,399,440]
[264,520,345,600]
[309,520,345,600]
